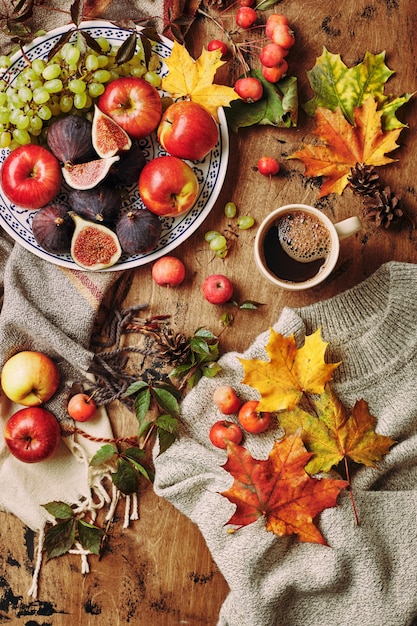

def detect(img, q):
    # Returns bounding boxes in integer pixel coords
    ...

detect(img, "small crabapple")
[213,385,242,415]
[67,393,98,422]
[152,256,186,286]
[236,6,257,29]
[209,420,243,449]
[234,76,263,102]
[261,59,288,83]
[259,42,288,68]
[265,13,290,39]
[257,156,280,176]
[270,23,295,49]
[207,39,228,58]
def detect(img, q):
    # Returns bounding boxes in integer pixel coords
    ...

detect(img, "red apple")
[139,155,199,217]
[209,419,243,449]
[202,274,234,304]
[98,77,162,139]
[157,101,219,161]
[152,256,186,286]
[4,407,61,463]
[0,144,62,209]
[213,385,242,415]
[67,393,98,422]
[1,350,60,406]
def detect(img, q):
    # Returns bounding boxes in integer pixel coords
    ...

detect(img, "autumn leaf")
[221,435,348,544]
[288,96,402,197]
[303,47,414,130]
[239,328,340,413]
[161,41,240,119]
[278,386,396,476]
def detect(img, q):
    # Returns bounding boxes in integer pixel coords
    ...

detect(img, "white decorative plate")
[0,21,229,271]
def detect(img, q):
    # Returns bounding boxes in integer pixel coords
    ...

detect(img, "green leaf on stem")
[77,520,104,556]
[43,518,76,561]
[89,443,118,467]
[42,501,74,520]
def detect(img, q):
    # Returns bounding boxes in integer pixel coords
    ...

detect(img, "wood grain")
[2,0,417,623]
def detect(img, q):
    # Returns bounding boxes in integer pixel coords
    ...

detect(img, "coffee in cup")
[254,204,361,290]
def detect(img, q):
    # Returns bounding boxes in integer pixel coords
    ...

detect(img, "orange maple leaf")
[221,434,348,544]
[278,387,396,476]
[289,96,401,197]
[239,328,340,413]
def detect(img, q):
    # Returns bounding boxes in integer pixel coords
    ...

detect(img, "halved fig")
[62,156,119,190]
[47,115,95,165]
[68,184,122,226]
[69,212,122,271]
[32,202,74,254]
[92,105,132,159]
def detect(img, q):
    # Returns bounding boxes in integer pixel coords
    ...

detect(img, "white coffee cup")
[254,204,362,290]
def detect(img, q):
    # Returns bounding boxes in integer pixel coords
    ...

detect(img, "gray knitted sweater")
[153,261,417,626]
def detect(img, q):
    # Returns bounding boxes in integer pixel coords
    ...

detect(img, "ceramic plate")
[0,21,229,270]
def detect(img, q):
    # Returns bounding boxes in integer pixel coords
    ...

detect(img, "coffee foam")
[276,211,332,263]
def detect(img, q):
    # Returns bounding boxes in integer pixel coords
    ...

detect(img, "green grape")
[12,128,31,145]
[97,37,110,53]
[88,81,105,98]
[96,55,110,68]
[9,108,22,125]
[0,55,11,69]
[0,131,11,148]
[44,78,63,93]
[0,106,10,124]
[42,63,61,81]
[130,65,147,78]
[59,94,73,112]
[33,87,50,105]
[9,93,25,109]
[31,58,45,74]
[85,54,99,71]
[62,43,81,65]
[215,248,228,258]
[29,114,43,131]
[15,112,30,130]
[237,215,255,230]
[209,234,228,251]
[17,86,33,103]
[144,71,161,88]
[49,99,61,116]
[205,230,222,242]
[68,78,86,94]
[37,104,52,120]
[224,201,237,218]
[73,92,87,109]
[92,69,111,84]
[0,92,7,106]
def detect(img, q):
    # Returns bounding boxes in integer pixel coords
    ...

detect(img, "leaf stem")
[344,456,359,525]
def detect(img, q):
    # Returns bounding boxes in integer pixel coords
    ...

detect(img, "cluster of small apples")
[209,384,272,449]
[1,350,62,463]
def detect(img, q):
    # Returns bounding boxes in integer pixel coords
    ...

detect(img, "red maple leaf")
[221,433,348,544]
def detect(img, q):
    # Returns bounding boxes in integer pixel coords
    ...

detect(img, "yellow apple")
[1,351,60,406]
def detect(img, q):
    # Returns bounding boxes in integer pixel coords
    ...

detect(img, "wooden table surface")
[1,1,417,624]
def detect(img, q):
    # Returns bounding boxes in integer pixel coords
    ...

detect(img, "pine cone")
[348,163,381,196]
[156,328,191,365]
[363,186,403,228]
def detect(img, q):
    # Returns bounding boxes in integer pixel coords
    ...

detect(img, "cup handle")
[334,216,362,241]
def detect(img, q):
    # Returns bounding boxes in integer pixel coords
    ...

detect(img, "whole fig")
[47,116,96,165]
[32,203,74,254]
[108,140,146,186]
[116,208,162,255]
[68,184,122,226]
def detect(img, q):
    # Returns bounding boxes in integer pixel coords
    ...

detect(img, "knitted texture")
[153,261,417,626]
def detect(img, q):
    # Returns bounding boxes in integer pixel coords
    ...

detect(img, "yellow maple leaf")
[161,41,240,119]
[238,328,340,413]
[289,96,402,197]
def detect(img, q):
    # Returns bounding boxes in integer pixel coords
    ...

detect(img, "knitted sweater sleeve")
[153,262,417,626]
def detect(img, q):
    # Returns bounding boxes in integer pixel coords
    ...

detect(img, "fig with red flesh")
[116,208,162,255]
[47,115,95,165]
[62,155,119,190]
[68,184,122,226]
[92,105,131,159]
[69,211,122,271]
[108,140,147,186]
[32,203,74,254]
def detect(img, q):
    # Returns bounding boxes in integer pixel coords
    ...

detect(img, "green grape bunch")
[0,29,162,151]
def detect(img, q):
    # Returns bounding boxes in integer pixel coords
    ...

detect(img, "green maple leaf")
[303,47,414,130]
